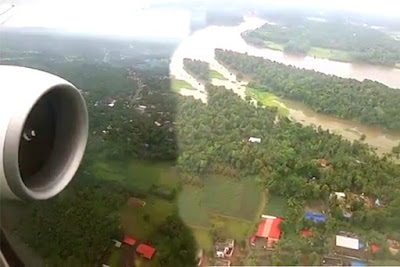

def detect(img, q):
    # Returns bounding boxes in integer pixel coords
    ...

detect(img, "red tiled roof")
[269,218,282,239]
[255,216,282,239]
[123,235,136,246]
[300,229,312,237]
[136,244,156,260]
[372,244,380,253]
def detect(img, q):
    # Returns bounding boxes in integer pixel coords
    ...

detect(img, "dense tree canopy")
[242,20,400,66]
[176,85,400,235]
[183,58,210,82]
[215,49,400,130]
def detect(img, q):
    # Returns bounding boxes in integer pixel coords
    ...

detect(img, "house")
[335,233,366,259]
[250,215,282,248]
[214,239,235,258]
[136,244,156,260]
[112,239,122,248]
[136,105,147,113]
[248,137,261,143]
[300,229,312,238]
[304,212,326,223]
[123,235,136,246]
[108,100,116,107]
[336,235,360,250]
[371,244,380,253]
[331,192,346,201]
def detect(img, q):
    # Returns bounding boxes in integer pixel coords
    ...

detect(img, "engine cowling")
[0,66,88,200]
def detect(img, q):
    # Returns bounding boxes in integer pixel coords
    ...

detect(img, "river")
[170,17,400,154]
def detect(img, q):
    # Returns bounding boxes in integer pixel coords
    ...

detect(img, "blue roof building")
[304,212,326,223]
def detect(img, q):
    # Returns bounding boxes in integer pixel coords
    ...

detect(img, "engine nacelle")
[0,66,88,200]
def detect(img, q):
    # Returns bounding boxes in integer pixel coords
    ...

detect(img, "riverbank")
[169,16,400,154]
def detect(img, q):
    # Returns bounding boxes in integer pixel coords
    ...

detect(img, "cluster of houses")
[299,196,398,266]
[103,235,156,267]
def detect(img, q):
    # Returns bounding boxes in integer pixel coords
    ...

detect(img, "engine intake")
[0,66,88,200]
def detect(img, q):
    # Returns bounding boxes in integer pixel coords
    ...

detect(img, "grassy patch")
[246,87,289,116]
[202,175,261,220]
[171,78,195,92]
[121,197,174,240]
[308,47,351,62]
[108,248,122,266]
[178,175,262,228]
[210,215,254,243]
[191,227,213,253]
[210,70,228,80]
[263,194,288,218]
[178,185,211,227]
[93,160,179,192]
[265,41,284,51]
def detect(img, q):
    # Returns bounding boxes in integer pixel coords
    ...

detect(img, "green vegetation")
[308,47,351,62]
[191,227,213,252]
[215,49,400,130]
[246,87,289,116]
[210,215,254,243]
[265,41,284,51]
[122,197,175,240]
[263,194,288,218]
[178,185,211,227]
[178,175,262,227]
[203,175,261,220]
[242,20,400,66]
[171,78,195,92]
[210,69,228,80]
[183,58,209,82]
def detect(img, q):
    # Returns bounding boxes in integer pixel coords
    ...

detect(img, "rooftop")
[256,215,282,239]
[123,235,136,246]
[136,244,156,260]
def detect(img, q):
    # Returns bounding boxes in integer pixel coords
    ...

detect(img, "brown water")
[170,17,400,153]
[280,99,400,154]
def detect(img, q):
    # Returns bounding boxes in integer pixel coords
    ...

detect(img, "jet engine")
[0,66,88,200]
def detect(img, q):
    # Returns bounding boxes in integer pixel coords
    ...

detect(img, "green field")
[210,70,228,80]
[246,87,289,116]
[178,185,211,227]
[178,175,262,228]
[191,227,213,252]
[92,160,179,192]
[308,47,351,62]
[122,197,175,240]
[210,215,254,242]
[171,78,195,92]
[257,41,351,62]
[263,194,288,218]
[265,41,284,51]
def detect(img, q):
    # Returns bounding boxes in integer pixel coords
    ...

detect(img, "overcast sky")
[0,0,399,38]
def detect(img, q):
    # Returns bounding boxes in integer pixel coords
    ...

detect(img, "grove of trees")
[241,20,400,66]
[183,58,210,82]
[215,49,400,130]
[176,84,400,264]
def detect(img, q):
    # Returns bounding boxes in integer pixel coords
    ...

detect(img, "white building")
[336,235,359,250]
[249,137,261,143]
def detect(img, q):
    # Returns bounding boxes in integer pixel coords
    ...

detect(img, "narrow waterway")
[170,17,400,153]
